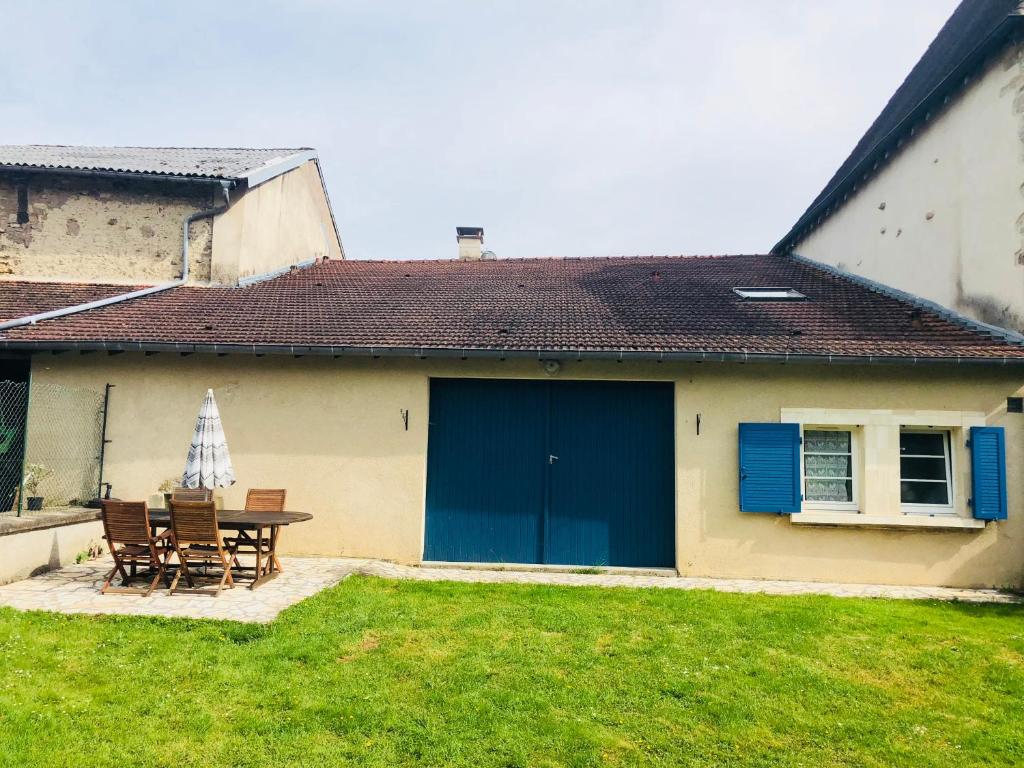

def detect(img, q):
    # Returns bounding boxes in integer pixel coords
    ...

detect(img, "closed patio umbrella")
[182,389,236,489]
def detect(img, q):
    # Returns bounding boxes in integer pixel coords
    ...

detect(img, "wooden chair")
[100,501,173,596]
[227,489,287,572]
[171,487,213,503]
[168,500,237,596]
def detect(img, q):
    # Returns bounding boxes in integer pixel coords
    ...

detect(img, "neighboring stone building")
[774,0,1024,333]
[0,146,343,286]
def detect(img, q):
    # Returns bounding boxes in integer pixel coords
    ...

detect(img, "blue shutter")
[969,426,1007,521]
[738,423,801,513]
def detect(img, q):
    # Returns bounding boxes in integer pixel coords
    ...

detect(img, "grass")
[1,577,1023,767]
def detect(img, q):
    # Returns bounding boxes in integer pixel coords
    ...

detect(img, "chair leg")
[145,550,172,596]
[222,552,235,589]
[112,557,132,586]
[178,549,196,588]
[214,556,233,596]
[171,557,196,594]
[100,558,122,594]
[145,563,163,596]
[168,561,183,594]
[161,550,174,588]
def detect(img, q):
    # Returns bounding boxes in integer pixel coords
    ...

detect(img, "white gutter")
[242,149,317,188]
[0,183,231,331]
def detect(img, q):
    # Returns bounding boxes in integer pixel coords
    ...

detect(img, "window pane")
[806,478,852,502]
[805,430,850,453]
[900,457,947,481]
[805,453,852,478]
[900,481,949,505]
[900,432,945,456]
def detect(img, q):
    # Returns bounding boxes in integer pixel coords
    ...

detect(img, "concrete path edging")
[0,557,1018,625]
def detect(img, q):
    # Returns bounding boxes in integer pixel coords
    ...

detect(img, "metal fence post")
[16,375,32,517]
[97,383,113,499]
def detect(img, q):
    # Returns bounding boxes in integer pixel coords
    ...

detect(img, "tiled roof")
[0,146,313,182]
[2,255,1023,362]
[775,0,1024,252]
[0,280,140,324]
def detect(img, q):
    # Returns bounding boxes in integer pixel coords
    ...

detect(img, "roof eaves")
[4,340,1024,367]
[0,164,237,185]
[788,251,1024,346]
[772,12,1024,254]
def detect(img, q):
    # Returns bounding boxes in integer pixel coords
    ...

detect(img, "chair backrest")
[171,487,213,502]
[245,488,286,513]
[169,500,220,546]
[101,501,152,546]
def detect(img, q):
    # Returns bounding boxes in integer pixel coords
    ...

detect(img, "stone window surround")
[781,408,987,530]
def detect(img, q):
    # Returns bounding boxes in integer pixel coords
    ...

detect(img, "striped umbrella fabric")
[182,389,236,489]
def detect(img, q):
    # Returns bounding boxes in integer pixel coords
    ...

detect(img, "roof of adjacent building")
[0,280,140,324]
[2,255,1022,363]
[774,0,1024,253]
[0,145,317,184]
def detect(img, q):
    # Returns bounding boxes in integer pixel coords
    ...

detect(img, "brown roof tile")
[2,255,1022,361]
[0,280,142,324]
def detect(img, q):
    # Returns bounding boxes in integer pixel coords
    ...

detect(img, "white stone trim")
[781,407,986,522]
[791,511,985,530]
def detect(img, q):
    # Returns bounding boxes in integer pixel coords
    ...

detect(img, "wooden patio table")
[149,509,313,590]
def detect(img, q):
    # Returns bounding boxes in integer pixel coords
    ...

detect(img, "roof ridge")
[0,146,319,184]
[320,254,770,265]
[0,144,310,151]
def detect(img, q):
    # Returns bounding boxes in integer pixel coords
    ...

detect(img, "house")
[1,169,1022,590]
[0,145,343,288]
[774,0,1024,334]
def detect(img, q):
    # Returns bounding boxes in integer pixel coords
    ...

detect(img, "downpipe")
[0,182,232,331]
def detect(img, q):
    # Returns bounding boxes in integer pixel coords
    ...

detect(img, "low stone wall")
[0,508,104,585]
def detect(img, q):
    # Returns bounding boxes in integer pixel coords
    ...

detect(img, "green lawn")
[1,577,1022,767]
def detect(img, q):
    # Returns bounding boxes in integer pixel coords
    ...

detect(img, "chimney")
[456,227,484,260]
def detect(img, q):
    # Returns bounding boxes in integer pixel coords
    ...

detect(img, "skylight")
[732,287,806,300]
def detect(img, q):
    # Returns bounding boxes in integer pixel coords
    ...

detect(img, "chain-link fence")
[0,380,107,514]
[0,381,28,512]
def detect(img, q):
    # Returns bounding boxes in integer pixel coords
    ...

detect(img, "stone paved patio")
[0,557,1017,623]
[0,556,362,623]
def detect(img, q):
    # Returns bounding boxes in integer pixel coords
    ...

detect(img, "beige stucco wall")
[0,520,104,585]
[0,174,215,284]
[27,353,1024,589]
[794,42,1024,332]
[211,161,343,285]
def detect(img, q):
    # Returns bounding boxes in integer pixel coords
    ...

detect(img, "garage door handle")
[548,454,559,464]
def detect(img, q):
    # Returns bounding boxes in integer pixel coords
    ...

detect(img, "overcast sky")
[3,1,960,261]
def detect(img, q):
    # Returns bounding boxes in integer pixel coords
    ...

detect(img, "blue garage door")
[424,378,675,567]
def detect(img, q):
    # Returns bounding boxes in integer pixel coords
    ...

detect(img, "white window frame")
[732,287,806,300]
[800,425,860,513]
[899,428,955,515]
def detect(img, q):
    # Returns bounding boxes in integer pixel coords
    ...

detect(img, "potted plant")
[158,477,180,509]
[23,463,53,511]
